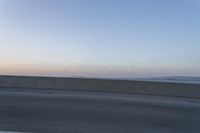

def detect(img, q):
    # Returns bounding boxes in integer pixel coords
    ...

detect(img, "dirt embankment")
[0,75,200,98]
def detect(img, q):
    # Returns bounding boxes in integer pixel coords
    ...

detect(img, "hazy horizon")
[1,0,200,78]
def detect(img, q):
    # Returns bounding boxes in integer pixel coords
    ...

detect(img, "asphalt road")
[0,88,200,133]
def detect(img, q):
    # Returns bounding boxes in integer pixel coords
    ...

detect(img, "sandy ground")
[0,88,200,133]
[1,75,200,98]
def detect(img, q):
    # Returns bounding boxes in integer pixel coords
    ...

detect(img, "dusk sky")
[1,0,200,78]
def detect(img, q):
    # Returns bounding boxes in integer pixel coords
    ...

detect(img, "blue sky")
[0,0,200,77]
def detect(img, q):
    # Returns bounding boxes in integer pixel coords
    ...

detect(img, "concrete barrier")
[0,75,200,98]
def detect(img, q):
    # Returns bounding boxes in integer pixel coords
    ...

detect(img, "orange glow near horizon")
[1,60,199,78]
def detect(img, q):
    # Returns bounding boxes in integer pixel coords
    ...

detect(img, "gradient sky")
[1,0,200,78]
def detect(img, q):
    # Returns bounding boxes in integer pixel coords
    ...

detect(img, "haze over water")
[1,0,200,78]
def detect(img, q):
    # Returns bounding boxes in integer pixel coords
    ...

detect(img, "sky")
[0,0,200,78]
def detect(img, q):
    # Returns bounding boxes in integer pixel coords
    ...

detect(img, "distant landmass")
[117,76,200,84]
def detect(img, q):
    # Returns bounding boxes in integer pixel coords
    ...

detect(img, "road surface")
[0,88,199,133]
